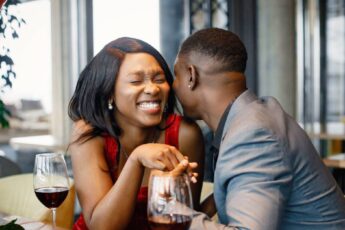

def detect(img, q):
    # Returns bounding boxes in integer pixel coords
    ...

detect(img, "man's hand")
[170,158,198,183]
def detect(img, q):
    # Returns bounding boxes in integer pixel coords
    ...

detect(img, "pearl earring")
[108,102,113,110]
[188,85,192,89]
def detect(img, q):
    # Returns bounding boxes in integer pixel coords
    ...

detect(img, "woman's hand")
[170,158,198,183]
[129,143,198,182]
[130,143,184,170]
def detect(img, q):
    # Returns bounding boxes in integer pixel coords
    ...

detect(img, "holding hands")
[130,143,198,183]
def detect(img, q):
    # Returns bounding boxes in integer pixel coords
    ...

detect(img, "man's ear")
[187,65,198,90]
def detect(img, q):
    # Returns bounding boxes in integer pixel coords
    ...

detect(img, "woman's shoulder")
[70,120,104,145]
[177,116,204,143]
[73,119,92,134]
[175,116,204,162]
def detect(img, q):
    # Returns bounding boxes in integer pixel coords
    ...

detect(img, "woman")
[68,37,204,230]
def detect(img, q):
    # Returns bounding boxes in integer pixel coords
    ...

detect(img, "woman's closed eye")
[130,80,143,84]
[128,75,143,85]
[153,75,166,84]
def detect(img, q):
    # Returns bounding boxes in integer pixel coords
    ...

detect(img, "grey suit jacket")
[190,90,345,230]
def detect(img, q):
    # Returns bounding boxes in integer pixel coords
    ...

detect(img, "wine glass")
[148,172,193,230]
[33,153,70,229]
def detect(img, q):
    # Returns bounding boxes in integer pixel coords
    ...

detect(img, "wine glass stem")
[52,208,57,229]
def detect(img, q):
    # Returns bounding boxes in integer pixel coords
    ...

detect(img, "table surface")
[0,214,67,230]
[323,153,345,169]
[9,134,67,152]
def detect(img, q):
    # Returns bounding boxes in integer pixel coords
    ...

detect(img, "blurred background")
[0,0,344,186]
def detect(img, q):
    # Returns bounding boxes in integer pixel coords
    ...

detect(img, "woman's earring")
[188,84,192,89]
[108,101,113,110]
[163,105,168,113]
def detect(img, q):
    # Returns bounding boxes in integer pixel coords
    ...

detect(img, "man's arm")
[216,128,292,229]
[189,128,292,230]
[190,212,241,230]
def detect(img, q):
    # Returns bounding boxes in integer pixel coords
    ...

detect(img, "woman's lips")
[137,101,162,114]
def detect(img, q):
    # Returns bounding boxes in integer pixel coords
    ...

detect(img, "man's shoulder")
[226,94,287,131]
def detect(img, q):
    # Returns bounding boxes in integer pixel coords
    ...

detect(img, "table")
[9,135,66,152]
[322,153,345,194]
[323,153,345,169]
[0,214,67,230]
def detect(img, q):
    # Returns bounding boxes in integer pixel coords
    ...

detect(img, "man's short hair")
[179,28,247,73]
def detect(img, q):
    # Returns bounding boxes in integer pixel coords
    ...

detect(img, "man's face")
[173,55,199,119]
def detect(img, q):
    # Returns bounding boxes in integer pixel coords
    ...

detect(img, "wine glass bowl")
[33,153,70,229]
[148,173,193,230]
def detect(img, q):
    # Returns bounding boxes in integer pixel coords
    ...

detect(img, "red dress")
[73,114,182,230]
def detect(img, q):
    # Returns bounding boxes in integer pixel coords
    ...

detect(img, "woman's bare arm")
[70,121,144,230]
[71,121,190,230]
[178,119,205,211]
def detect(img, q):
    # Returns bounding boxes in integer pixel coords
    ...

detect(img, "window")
[298,0,345,156]
[92,0,160,54]
[1,0,52,140]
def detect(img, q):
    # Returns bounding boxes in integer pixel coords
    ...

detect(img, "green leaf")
[0,99,10,128]
[0,219,25,230]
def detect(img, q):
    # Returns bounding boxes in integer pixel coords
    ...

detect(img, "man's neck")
[201,87,246,132]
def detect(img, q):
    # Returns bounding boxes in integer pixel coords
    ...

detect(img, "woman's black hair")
[68,37,177,143]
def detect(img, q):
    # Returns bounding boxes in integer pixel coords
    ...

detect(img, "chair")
[0,173,75,229]
[0,156,22,178]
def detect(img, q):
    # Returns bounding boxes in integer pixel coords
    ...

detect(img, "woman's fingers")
[170,159,189,176]
[168,146,185,162]
[188,172,198,183]
[158,146,183,171]
[188,162,198,169]
[134,143,197,173]
[152,161,167,171]
[169,160,198,183]
[159,159,173,171]
[164,148,179,168]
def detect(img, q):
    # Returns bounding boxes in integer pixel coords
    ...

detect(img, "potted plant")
[0,0,25,128]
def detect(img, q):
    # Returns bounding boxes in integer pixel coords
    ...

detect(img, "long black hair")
[68,37,177,143]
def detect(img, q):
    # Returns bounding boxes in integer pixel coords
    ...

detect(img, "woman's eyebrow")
[129,69,164,76]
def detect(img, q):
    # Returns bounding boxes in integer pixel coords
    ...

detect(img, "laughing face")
[114,53,170,128]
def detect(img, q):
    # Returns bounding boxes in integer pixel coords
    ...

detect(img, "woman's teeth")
[138,102,160,109]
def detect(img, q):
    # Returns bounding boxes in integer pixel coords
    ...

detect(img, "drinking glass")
[33,153,70,229]
[148,173,193,230]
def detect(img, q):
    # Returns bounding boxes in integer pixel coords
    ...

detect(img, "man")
[173,28,345,229]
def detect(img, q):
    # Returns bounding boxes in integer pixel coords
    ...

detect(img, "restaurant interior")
[0,0,345,229]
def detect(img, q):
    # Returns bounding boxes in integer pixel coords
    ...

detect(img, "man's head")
[178,28,247,73]
[173,28,247,120]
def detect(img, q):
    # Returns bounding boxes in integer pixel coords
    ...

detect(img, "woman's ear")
[187,65,198,90]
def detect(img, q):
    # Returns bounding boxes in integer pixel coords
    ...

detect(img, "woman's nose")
[144,81,160,95]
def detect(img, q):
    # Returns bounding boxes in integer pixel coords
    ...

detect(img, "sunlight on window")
[93,0,160,54]
[2,0,52,113]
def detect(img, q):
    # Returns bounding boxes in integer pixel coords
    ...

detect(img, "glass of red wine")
[148,172,193,230]
[33,153,70,229]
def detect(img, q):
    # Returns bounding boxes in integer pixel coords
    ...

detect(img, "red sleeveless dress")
[73,114,182,230]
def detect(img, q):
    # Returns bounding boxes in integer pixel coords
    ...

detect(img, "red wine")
[149,215,191,230]
[35,187,69,208]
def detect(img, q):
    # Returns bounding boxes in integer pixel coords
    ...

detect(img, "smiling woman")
[68,37,204,230]
[114,53,170,127]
